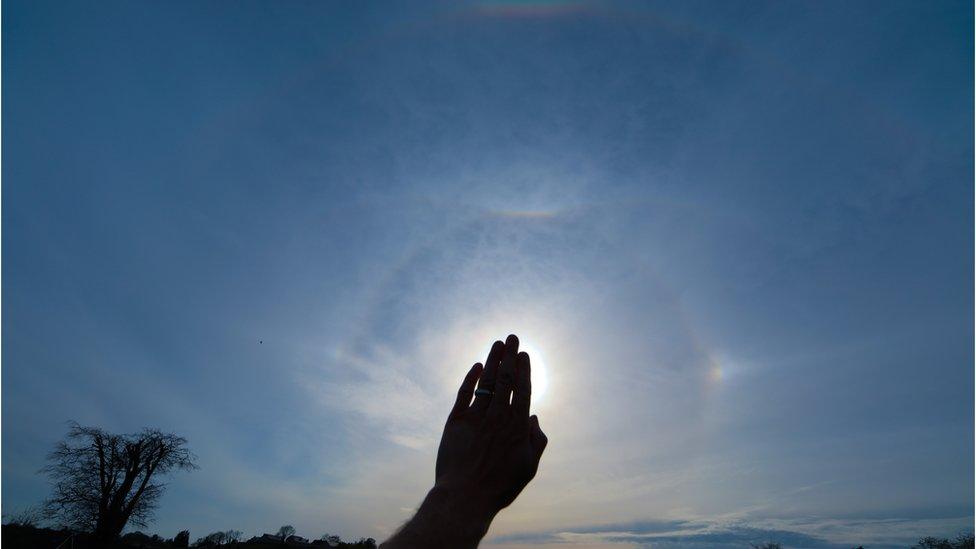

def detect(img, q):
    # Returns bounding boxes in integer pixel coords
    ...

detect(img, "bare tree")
[198,531,227,546]
[198,530,243,546]
[320,533,342,545]
[3,504,44,527]
[41,421,197,541]
[174,530,191,547]
[277,525,296,540]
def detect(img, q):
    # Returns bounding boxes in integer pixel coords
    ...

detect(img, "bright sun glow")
[457,322,557,413]
[469,338,550,409]
[519,341,549,405]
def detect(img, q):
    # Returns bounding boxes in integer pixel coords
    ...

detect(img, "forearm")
[381,485,495,549]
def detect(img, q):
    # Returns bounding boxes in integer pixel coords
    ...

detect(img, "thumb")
[529,415,548,460]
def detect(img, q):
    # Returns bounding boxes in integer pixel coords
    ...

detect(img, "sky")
[2,1,973,547]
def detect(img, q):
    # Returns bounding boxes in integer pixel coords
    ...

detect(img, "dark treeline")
[5,424,377,549]
[2,523,377,549]
[7,522,973,549]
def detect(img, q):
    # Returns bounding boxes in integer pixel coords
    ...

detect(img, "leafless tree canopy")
[41,421,197,541]
[3,504,44,527]
[277,524,296,539]
[197,530,242,546]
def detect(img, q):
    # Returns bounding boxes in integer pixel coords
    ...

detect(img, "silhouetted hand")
[381,334,548,549]
[436,334,547,513]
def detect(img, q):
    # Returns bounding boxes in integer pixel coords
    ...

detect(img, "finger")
[488,334,519,420]
[451,363,483,418]
[512,351,531,418]
[471,340,505,412]
[529,415,548,461]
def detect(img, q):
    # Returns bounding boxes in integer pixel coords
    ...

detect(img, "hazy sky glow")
[3,1,973,547]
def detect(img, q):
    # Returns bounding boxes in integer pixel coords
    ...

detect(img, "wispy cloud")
[489,515,976,549]
[4,1,971,544]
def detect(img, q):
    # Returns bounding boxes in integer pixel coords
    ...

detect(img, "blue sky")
[2,1,972,547]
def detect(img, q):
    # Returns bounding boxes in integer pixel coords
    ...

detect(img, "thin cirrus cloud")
[489,514,976,549]
[2,0,971,546]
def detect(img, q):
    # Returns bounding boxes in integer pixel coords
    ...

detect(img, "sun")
[463,329,554,412]
[470,338,550,409]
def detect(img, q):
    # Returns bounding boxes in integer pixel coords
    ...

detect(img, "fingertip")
[506,334,519,348]
[484,341,505,368]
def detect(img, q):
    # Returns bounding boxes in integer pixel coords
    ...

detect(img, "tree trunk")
[93,513,126,542]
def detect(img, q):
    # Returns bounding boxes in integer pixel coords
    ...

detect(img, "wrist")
[383,484,495,549]
[427,482,497,528]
